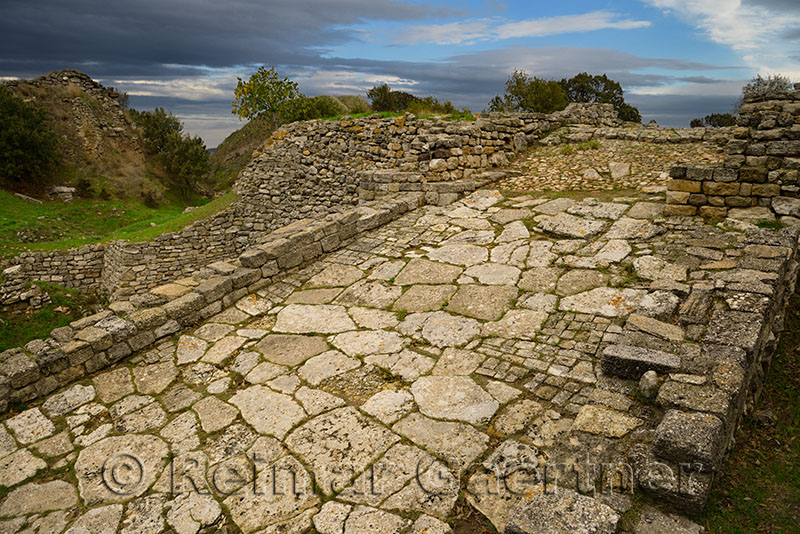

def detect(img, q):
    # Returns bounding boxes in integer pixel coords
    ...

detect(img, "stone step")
[601,344,681,378]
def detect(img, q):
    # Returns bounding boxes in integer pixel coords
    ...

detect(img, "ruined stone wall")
[666,87,800,218]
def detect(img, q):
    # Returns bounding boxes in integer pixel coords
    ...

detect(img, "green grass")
[703,288,800,532]
[0,190,237,258]
[0,282,97,351]
[321,111,403,121]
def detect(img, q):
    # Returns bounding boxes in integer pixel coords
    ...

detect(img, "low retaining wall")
[666,87,800,219]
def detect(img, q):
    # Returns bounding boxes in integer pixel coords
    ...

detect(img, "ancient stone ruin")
[0,96,797,533]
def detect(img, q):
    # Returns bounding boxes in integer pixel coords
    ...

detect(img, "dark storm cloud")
[0,0,462,78]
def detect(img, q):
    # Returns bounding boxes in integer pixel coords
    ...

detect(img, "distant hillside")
[208,94,370,191]
[3,70,170,201]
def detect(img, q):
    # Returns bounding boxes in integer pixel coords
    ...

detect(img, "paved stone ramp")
[2,186,794,534]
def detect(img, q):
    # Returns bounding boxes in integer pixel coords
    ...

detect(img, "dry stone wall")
[666,86,800,219]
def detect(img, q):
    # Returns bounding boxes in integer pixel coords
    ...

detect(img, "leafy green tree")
[130,107,210,199]
[559,72,641,123]
[488,70,567,114]
[232,66,304,129]
[129,107,183,153]
[367,84,395,112]
[0,85,60,185]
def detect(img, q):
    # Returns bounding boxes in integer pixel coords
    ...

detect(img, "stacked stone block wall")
[666,87,800,218]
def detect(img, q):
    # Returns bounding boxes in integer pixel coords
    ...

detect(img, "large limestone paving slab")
[273,304,356,333]
[394,258,463,286]
[393,284,456,312]
[306,263,364,287]
[446,284,517,321]
[286,407,400,496]
[411,376,499,425]
[538,213,606,239]
[334,279,402,308]
[229,385,306,438]
[75,435,168,505]
[428,244,489,266]
[392,413,489,470]
[255,334,328,366]
[505,485,620,534]
[224,454,319,533]
[559,287,647,317]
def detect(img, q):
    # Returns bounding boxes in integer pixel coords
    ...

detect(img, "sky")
[2,0,799,147]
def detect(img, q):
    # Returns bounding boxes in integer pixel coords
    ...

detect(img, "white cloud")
[644,0,800,78]
[396,11,651,45]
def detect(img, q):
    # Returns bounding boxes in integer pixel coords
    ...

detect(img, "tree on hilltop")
[559,73,641,122]
[488,70,567,114]
[232,66,304,130]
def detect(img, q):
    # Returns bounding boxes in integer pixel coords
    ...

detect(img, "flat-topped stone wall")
[666,87,800,219]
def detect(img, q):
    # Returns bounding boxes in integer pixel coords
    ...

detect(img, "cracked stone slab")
[572,405,643,438]
[393,284,456,312]
[255,334,329,366]
[482,310,548,340]
[464,263,521,285]
[306,263,364,287]
[331,330,406,356]
[0,480,78,517]
[559,287,647,317]
[224,454,319,533]
[361,389,415,424]
[176,335,208,365]
[533,198,575,215]
[505,485,620,534]
[335,279,402,308]
[393,413,489,470]
[229,385,306,438]
[286,288,343,304]
[411,375,499,425]
[446,285,517,321]
[75,434,168,505]
[394,258,463,285]
[65,505,123,534]
[555,269,608,296]
[299,350,362,385]
[604,217,663,240]
[0,448,47,487]
[274,304,356,334]
[286,407,400,496]
[428,244,489,266]
[567,200,629,220]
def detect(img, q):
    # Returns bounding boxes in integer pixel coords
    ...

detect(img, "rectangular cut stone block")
[654,410,725,472]
[738,167,768,183]
[128,308,168,330]
[752,184,780,197]
[163,292,205,320]
[505,485,620,534]
[685,166,714,181]
[601,344,681,379]
[664,205,697,217]
[666,191,690,205]
[239,247,269,268]
[194,277,232,303]
[1,350,40,388]
[699,206,728,219]
[667,179,702,193]
[713,167,738,182]
[703,182,739,196]
[656,382,732,420]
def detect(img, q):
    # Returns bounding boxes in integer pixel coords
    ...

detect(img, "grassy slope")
[0,190,237,259]
[208,115,273,191]
[703,289,800,532]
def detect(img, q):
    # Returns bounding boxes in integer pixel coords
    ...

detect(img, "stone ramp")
[0,187,796,533]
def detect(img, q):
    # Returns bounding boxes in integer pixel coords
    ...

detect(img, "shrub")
[690,113,737,128]
[0,86,60,185]
[742,74,793,99]
[366,84,429,112]
[337,95,371,114]
[559,72,641,123]
[75,177,93,198]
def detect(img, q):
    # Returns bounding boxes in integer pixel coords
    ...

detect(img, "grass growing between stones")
[703,290,800,533]
[0,283,97,351]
